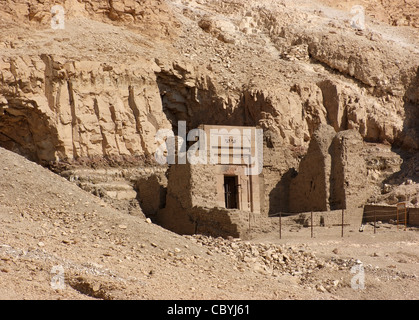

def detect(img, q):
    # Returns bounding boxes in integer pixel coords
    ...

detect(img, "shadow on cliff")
[268,168,297,216]
[156,71,274,134]
[384,66,419,185]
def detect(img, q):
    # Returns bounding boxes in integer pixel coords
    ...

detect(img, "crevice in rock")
[317,80,348,133]
[93,97,107,156]
[127,84,146,155]
[67,80,78,159]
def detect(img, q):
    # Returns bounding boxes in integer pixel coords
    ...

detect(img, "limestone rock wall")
[289,126,369,213]
[0,55,171,162]
[0,0,418,213]
[289,125,336,213]
[329,130,369,210]
[1,0,418,164]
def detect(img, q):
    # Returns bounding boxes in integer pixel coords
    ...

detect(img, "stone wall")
[289,125,369,213]
[263,128,300,215]
[330,129,369,210]
[157,156,264,237]
[60,165,167,216]
[289,124,336,212]
[135,172,167,217]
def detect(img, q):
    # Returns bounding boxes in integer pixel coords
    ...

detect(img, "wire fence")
[269,203,411,239]
[270,209,347,239]
[362,203,408,233]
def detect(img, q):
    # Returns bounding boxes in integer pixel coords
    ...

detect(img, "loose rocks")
[186,235,333,278]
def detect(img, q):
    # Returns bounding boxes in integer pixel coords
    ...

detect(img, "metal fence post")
[374,210,376,234]
[311,211,313,238]
[279,212,282,240]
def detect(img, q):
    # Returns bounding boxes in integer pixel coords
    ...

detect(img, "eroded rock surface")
[0,0,418,210]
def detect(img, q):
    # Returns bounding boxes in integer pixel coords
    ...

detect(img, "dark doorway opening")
[224,176,238,209]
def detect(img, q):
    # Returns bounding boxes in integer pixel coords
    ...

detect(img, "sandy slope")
[0,146,418,300]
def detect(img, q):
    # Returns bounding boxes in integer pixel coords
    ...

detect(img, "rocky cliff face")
[0,54,172,162]
[0,0,418,208]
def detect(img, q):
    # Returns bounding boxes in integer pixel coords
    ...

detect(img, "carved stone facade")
[157,125,264,238]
